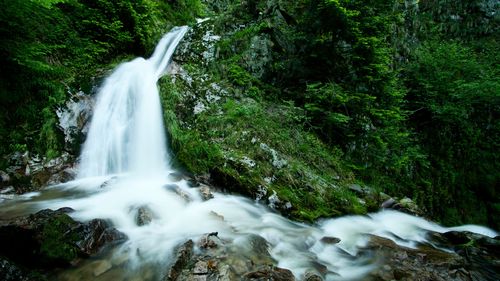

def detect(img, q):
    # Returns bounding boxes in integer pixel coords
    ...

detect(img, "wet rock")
[348,184,373,196]
[199,184,214,201]
[164,184,191,201]
[380,196,423,216]
[100,176,118,188]
[361,233,500,281]
[380,198,396,209]
[90,260,112,277]
[30,170,51,189]
[168,172,186,182]
[164,183,180,191]
[0,257,40,281]
[243,266,295,281]
[193,260,208,275]
[303,271,323,281]
[164,240,194,281]
[198,232,220,249]
[135,206,154,226]
[77,218,126,256]
[394,197,422,216]
[46,167,76,186]
[217,264,236,281]
[0,208,125,268]
[0,170,10,187]
[320,236,341,245]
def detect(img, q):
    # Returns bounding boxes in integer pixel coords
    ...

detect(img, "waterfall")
[77,26,188,179]
[2,27,495,281]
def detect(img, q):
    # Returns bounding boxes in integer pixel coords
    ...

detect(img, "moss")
[160,61,364,221]
[39,213,81,263]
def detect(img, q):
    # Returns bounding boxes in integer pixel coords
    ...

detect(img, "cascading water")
[78,26,188,178]
[0,27,497,281]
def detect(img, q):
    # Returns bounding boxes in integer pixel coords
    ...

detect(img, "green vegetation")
[39,213,80,263]
[1,0,498,227]
[161,0,498,227]
[0,0,204,162]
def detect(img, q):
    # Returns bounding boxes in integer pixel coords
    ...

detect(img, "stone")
[360,233,500,281]
[46,167,76,185]
[320,236,341,244]
[380,198,396,209]
[168,172,186,182]
[0,208,125,269]
[217,265,235,281]
[394,197,422,216]
[244,266,295,281]
[91,260,112,277]
[199,184,214,201]
[303,271,323,281]
[77,218,127,256]
[164,240,194,281]
[198,232,220,249]
[135,206,154,226]
[193,260,208,275]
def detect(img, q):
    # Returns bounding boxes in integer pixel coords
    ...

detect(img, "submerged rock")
[319,236,341,245]
[134,206,155,226]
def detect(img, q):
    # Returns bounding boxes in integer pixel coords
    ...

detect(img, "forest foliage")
[0,0,498,228]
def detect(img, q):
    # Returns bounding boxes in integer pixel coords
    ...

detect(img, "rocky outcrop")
[164,233,279,281]
[360,232,500,281]
[0,208,125,269]
[1,152,76,195]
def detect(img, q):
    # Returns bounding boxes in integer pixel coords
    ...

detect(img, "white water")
[3,27,497,281]
[77,26,188,178]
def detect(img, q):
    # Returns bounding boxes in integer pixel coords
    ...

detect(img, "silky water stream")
[0,27,497,281]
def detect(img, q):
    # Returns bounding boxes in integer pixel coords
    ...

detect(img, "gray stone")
[199,184,214,201]
[91,260,112,277]
[193,260,208,275]
[135,206,154,226]
[303,271,323,281]
[320,236,341,244]
[165,240,194,281]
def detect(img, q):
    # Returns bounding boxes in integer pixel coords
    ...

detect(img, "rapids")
[0,27,496,281]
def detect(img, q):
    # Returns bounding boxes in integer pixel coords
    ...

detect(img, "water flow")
[4,27,496,281]
[78,26,188,179]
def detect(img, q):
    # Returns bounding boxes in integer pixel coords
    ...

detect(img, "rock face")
[361,233,500,281]
[0,208,126,269]
[2,152,76,195]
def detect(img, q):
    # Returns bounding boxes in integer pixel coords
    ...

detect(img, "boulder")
[199,184,214,201]
[319,236,341,245]
[134,206,154,226]
[164,240,194,281]
[361,233,500,281]
[303,271,323,281]
[243,266,295,281]
[0,208,125,268]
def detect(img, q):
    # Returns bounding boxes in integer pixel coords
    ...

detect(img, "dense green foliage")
[163,0,498,227]
[1,0,498,227]
[0,0,203,161]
